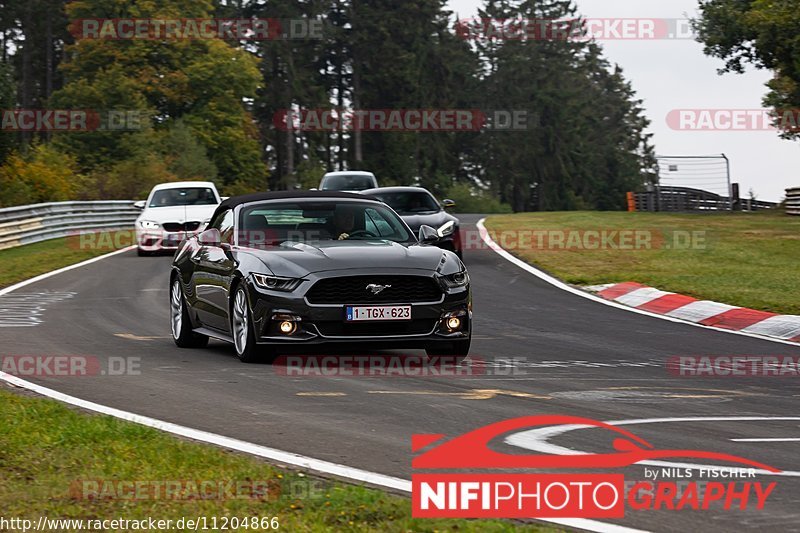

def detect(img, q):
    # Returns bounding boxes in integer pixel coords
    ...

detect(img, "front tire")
[231,286,269,364]
[171,279,209,348]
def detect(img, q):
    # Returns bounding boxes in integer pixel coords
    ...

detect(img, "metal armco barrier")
[0,201,138,251]
[628,186,777,213]
[787,187,800,216]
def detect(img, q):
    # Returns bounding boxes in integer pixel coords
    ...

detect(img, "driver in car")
[332,206,356,240]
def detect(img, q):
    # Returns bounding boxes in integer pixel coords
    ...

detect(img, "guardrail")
[787,187,800,216]
[628,186,778,213]
[0,200,139,251]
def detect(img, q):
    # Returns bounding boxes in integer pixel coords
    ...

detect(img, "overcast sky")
[448,0,798,202]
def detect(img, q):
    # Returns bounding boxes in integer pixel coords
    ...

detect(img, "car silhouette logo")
[412,415,781,472]
[366,284,392,295]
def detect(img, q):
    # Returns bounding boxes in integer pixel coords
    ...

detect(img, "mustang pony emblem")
[366,283,392,295]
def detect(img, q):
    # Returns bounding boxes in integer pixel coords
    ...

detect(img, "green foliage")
[695,0,800,139]
[0,144,82,207]
[162,120,218,182]
[0,62,16,165]
[443,182,512,214]
[49,0,267,188]
[295,158,328,190]
[472,1,656,212]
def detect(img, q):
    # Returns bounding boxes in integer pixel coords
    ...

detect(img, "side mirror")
[198,228,221,246]
[442,199,456,210]
[418,225,440,244]
[133,200,146,210]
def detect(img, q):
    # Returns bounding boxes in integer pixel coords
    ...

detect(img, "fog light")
[279,321,297,335]
[446,317,462,331]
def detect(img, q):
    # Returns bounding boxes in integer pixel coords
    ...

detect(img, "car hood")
[398,211,455,231]
[243,240,448,278]
[138,205,217,223]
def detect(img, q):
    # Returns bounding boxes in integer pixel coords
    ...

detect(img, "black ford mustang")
[170,191,471,363]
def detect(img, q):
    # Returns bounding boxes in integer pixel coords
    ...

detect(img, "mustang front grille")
[306,276,442,304]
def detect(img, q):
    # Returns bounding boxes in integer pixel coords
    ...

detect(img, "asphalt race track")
[2,214,800,532]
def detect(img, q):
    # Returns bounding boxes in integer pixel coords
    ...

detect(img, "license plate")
[346,305,411,322]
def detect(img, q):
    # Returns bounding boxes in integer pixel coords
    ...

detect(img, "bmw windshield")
[148,188,217,208]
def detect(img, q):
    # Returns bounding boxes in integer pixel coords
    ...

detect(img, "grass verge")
[484,211,800,315]
[0,388,558,532]
[0,233,131,289]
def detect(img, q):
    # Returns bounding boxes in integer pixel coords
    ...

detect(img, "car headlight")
[252,274,302,292]
[437,221,456,237]
[439,270,469,289]
[138,220,160,230]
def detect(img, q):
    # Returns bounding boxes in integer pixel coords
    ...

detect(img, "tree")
[246,0,332,190]
[347,0,478,186]
[471,0,655,211]
[50,0,267,190]
[0,60,16,164]
[695,0,800,139]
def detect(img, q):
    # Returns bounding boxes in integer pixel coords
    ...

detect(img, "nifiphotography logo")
[411,416,779,519]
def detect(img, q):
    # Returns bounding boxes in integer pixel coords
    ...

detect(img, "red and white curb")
[585,283,800,344]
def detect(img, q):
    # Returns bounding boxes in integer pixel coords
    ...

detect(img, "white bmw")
[134,181,221,256]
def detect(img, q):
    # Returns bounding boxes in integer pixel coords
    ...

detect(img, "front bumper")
[244,269,471,348]
[137,229,198,251]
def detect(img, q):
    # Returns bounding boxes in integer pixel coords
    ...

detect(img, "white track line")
[0,244,642,533]
[732,438,800,443]
[506,416,800,478]
[0,246,135,297]
[0,370,411,491]
[476,218,800,347]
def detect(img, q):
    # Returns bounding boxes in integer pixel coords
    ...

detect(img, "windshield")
[239,201,412,247]
[148,188,218,208]
[320,174,376,191]
[372,191,440,214]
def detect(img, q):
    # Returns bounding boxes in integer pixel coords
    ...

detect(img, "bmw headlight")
[437,220,456,237]
[439,269,469,289]
[138,220,160,230]
[252,274,302,292]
